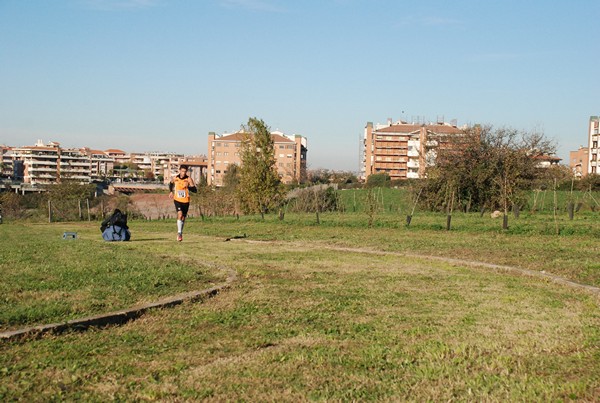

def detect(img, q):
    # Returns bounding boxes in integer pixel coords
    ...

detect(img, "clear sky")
[1,0,598,171]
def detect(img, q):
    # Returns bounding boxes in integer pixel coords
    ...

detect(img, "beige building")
[7,141,115,185]
[12,141,61,185]
[569,146,589,178]
[165,156,208,185]
[363,119,464,181]
[4,140,209,187]
[1,146,15,178]
[588,116,599,175]
[207,130,307,187]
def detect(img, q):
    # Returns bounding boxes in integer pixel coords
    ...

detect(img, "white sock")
[177,220,183,234]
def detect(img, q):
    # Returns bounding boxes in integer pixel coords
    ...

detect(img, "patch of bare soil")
[129,193,174,220]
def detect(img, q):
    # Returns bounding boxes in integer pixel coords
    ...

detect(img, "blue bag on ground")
[100,209,131,241]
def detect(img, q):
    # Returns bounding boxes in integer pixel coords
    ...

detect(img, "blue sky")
[1,0,598,171]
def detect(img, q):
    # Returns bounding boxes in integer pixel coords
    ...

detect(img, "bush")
[287,186,339,213]
[366,173,390,188]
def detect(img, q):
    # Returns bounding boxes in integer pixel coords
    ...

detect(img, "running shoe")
[177,233,182,242]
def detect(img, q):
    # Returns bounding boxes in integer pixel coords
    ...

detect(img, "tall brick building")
[362,119,464,181]
[207,130,307,187]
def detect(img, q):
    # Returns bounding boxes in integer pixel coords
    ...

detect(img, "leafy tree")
[237,117,283,217]
[366,172,390,188]
[421,125,555,228]
[306,169,358,186]
[223,163,241,190]
[577,173,600,192]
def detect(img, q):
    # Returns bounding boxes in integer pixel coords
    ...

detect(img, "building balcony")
[407,160,419,168]
[28,167,57,173]
[25,152,59,157]
[63,175,91,181]
[31,174,57,179]
[61,155,87,160]
[374,144,408,150]
[28,160,57,166]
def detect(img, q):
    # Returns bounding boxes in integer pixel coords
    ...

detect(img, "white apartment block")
[2,140,206,186]
[588,116,599,175]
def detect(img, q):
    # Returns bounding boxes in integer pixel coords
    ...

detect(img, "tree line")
[2,118,599,224]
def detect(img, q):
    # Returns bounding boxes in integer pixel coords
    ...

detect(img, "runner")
[168,164,197,241]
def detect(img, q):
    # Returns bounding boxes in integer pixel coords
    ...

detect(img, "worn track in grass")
[0,263,237,342]
[3,237,598,342]
[240,239,600,299]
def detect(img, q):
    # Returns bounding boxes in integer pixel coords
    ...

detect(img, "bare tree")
[420,125,556,229]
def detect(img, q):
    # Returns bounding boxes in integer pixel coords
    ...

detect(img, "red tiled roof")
[105,149,127,154]
[218,132,247,141]
[534,155,561,162]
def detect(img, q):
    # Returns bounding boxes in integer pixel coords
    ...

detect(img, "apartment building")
[1,146,14,178]
[84,148,114,180]
[5,140,209,185]
[363,119,464,181]
[165,156,208,185]
[59,148,92,182]
[569,146,589,178]
[145,152,185,181]
[207,130,307,187]
[6,141,113,185]
[588,116,599,175]
[105,149,129,166]
[12,141,61,185]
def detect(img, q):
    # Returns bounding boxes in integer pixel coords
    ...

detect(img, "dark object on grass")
[100,209,131,241]
[225,233,247,241]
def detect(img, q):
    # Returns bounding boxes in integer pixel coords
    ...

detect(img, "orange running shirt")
[172,175,190,203]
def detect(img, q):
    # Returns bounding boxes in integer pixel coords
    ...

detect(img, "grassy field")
[1,213,599,400]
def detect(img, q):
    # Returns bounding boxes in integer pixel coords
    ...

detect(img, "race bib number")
[177,190,186,198]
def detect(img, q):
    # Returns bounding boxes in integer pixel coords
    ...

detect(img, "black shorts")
[174,201,190,217]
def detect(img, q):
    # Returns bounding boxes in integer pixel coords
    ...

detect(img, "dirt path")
[240,239,600,299]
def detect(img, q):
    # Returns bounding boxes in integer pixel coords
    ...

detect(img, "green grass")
[0,222,227,330]
[0,216,599,401]
[336,187,600,216]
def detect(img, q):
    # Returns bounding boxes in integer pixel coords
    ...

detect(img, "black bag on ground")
[100,209,131,241]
